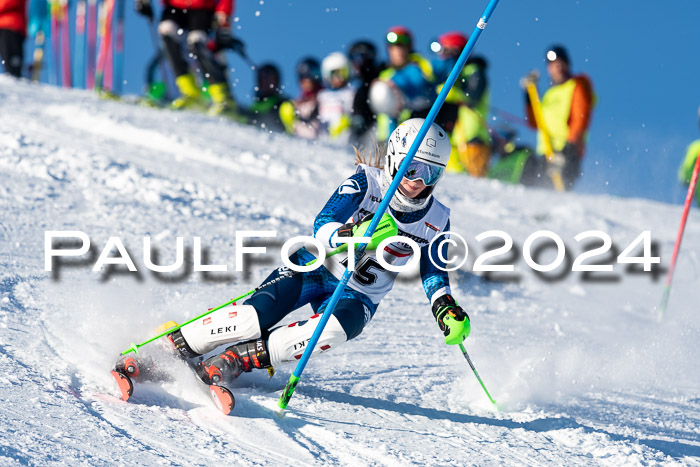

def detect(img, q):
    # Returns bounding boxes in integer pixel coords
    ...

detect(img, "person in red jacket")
[0,0,26,77]
[135,0,237,114]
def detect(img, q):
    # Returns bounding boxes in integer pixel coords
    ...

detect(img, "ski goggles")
[386,31,411,47]
[403,159,444,186]
[329,68,349,81]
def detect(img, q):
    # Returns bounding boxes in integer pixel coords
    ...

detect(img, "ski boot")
[166,327,238,415]
[207,82,247,122]
[111,354,174,401]
[110,321,182,401]
[202,339,273,385]
[171,74,207,111]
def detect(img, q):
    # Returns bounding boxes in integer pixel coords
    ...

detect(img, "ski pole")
[119,241,367,356]
[659,149,700,318]
[459,343,498,410]
[278,0,502,412]
[491,106,532,130]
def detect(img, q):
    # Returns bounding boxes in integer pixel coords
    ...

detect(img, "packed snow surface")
[1,77,699,465]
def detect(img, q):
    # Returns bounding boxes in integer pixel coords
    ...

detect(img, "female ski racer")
[116,118,470,408]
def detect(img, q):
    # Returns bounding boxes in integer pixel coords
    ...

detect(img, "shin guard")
[267,314,347,366]
[178,304,262,355]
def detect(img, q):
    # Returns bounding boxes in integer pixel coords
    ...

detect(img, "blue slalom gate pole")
[278,0,502,411]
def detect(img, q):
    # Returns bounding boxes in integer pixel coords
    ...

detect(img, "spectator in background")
[431,32,491,176]
[523,45,595,189]
[679,106,700,206]
[348,40,382,150]
[372,26,435,142]
[135,0,237,115]
[317,51,356,144]
[246,63,288,133]
[280,57,324,139]
[0,0,27,77]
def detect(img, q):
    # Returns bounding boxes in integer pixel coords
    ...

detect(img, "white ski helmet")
[382,118,451,212]
[369,80,402,118]
[321,52,350,86]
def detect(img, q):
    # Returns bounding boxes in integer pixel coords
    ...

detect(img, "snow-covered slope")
[1,77,699,465]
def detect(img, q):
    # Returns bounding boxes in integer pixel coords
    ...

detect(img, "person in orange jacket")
[0,0,27,77]
[524,45,595,189]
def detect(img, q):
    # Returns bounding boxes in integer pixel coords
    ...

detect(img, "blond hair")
[353,142,385,169]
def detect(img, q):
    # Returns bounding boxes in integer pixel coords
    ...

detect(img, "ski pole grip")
[278,374,300,410]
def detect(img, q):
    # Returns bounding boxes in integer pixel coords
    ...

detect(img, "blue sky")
[27,0,700,205]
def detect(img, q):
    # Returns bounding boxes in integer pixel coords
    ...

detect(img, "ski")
[110,332,237,415]
[110,369,133,401]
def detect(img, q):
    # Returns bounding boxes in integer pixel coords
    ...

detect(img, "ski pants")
[246,247,378,341]
[0,29,23,78]
[157,7,226,84]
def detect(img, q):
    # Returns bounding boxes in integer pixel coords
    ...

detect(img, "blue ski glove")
[432,294,470,345]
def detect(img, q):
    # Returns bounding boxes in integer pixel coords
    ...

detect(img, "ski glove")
[519,69,539,90]
[215,28,246,55]
[432,294,470,345]
[134,0,153,20]
[337,212,375,238]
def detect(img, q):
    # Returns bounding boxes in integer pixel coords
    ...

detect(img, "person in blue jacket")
[372,26,435,142]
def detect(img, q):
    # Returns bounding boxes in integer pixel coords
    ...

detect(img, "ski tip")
[209,385,235,415]
[110,370,133,401]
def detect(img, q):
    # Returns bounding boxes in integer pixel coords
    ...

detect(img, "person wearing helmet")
[279,57,324,139]
[679,106,700,206]
[372,26,435,144]
[136,118,470,393]
[316,51,356,143]
[134,0,238,115]
[522,45,596,189]
[431,31,491,177]
[348,40,383,149]
[245,63,288,133]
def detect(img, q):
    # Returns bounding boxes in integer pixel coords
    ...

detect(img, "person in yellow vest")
[524,45,595,189]
[432,32,491,177]
[679,106,700,206]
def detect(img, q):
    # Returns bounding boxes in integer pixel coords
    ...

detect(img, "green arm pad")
[352,213,398,250]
